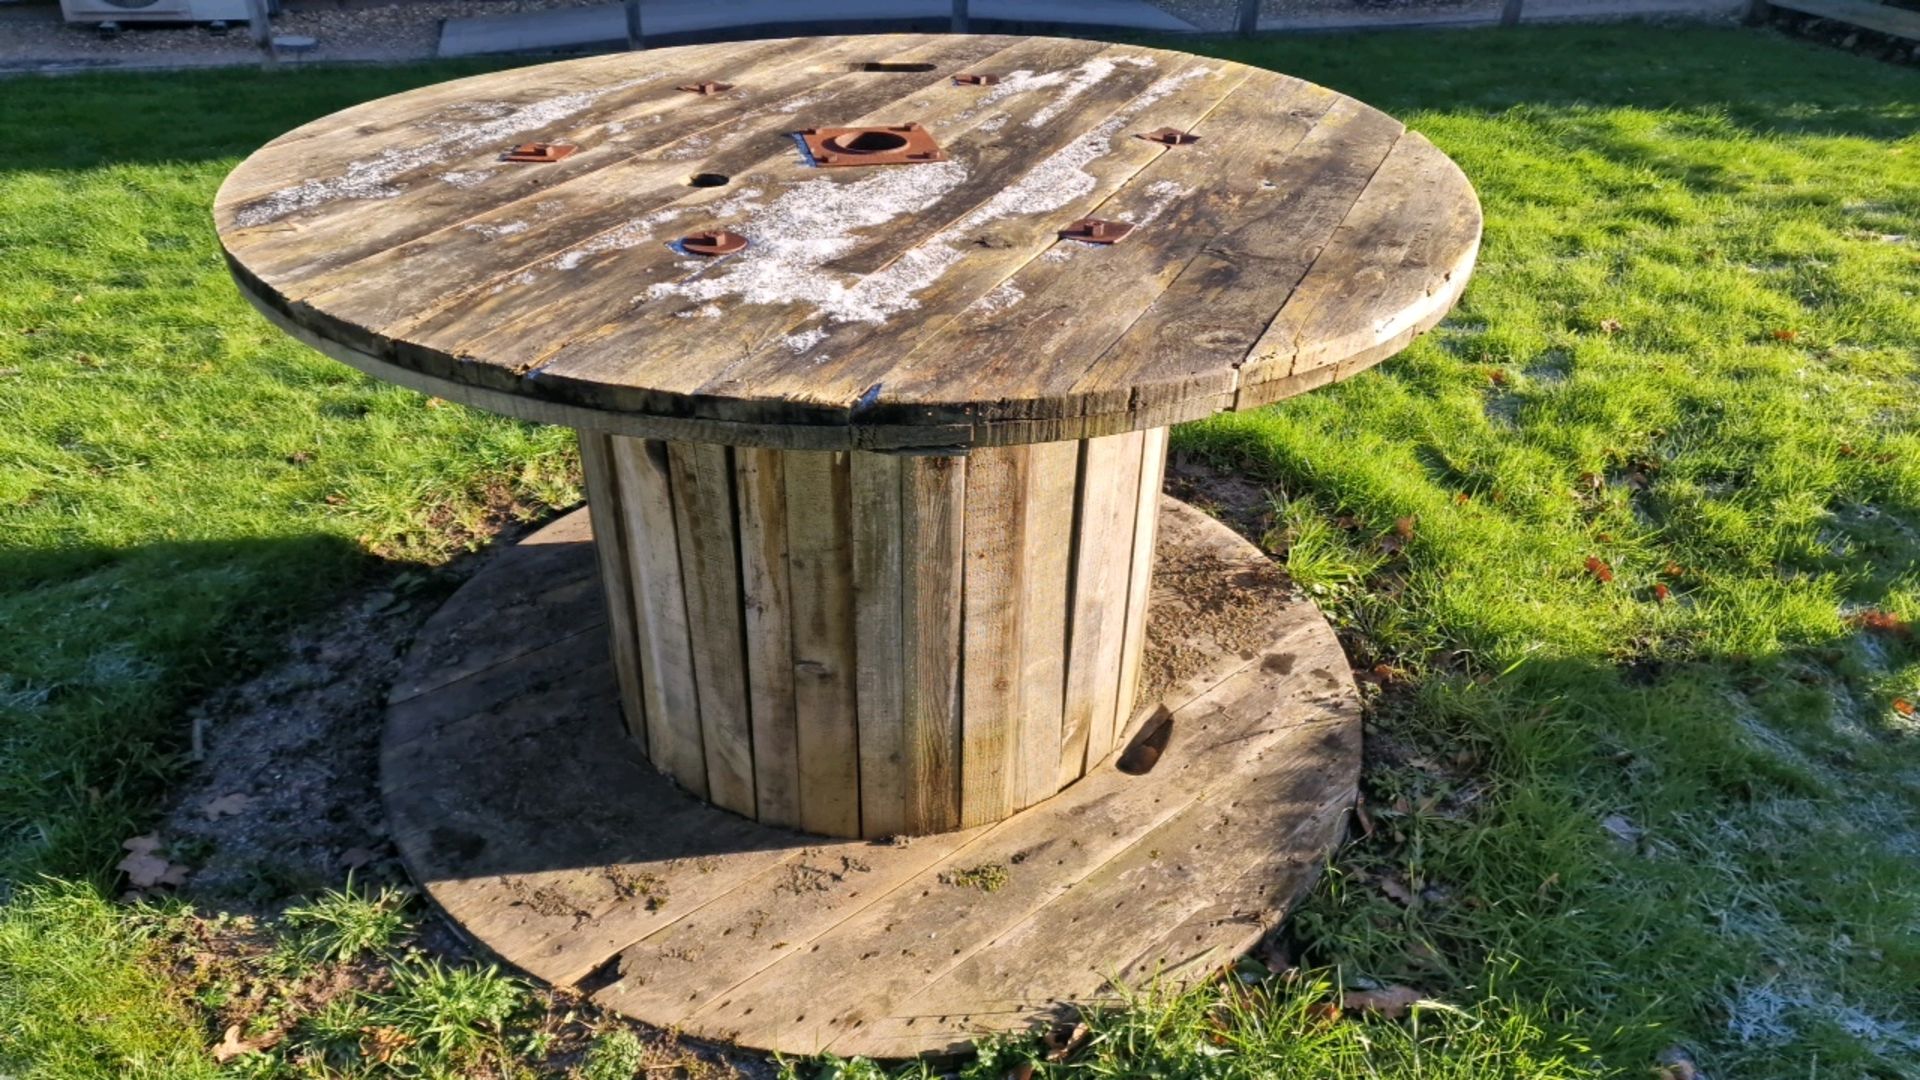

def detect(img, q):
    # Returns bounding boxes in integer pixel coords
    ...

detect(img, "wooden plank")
[1013,439,1077,808]
[735,447,801,828]
[684,620,1337,1054]
[838,674,1358,1055]
[610,436,707,796]
[900,452,966,834]
[784,451,862,838]
[298,34,1030,368]
[579,430,649,746]
[213,50,660,205]
[850,452,908,838]
[681,53,1252,431]
[219,37,888,280]
[862,75,1339,429]
[526,37,1136,414]
[589,821,981,1028]
[667,441,757,817]
[1239,130,1480,404]
[958,443,1029,827]
[1058,432,1142,777]
[1109,426,1167,746]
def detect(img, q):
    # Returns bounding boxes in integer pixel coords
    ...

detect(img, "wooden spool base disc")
[383,496,1361,1058]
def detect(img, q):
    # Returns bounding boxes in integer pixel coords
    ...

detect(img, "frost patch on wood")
[640,65,1215,329]
[970,55,1156,130]
[970,280,1025,315]
[464,221,530,239]
[232,78,655,227]
[641,163,970,324]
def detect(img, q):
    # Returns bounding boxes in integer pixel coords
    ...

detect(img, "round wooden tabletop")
[216,33,1480,451]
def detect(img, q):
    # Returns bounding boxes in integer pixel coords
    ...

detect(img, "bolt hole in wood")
[1116,707,1174,775]
[686,172,730,188]
[829,129,910,154]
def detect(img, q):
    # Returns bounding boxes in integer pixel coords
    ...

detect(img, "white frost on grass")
[1727,979,1920,1054]
[639,65,1215,330]
[234,78,654,226]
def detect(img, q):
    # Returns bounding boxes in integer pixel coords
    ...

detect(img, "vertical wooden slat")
[579,431,648,749]
[1059,431,1146,778]
[1110,427,1169,751]
[959,444,1029,827]
[901,452,966,835]
[852,452,907,838]
[667,441,756,818]
[610,436,706,797]
[735,447,799,828]
[786,450,861,838]
[1015,440,1078,808]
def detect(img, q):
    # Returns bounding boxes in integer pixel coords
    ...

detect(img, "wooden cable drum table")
[215,33,1478,1057]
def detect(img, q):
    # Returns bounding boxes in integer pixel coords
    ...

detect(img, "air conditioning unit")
[59,0,261,25]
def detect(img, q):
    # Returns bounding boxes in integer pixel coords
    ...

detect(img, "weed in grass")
[367,959,527,1067]
[277,878,409,964]
[579,1029,648,1080]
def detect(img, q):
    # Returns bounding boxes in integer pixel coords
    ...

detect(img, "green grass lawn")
[2,24,1918,1080]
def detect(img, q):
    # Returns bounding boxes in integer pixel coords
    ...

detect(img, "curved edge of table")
[382,497,1362,1057]
[229,206,1475,453]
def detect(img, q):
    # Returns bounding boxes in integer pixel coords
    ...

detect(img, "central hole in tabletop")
[825,129,910,155]
[852,61,936,72]
[687,172,730,187]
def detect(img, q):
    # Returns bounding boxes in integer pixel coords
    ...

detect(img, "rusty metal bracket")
[1137,127,1200,147]
[678,81,734,95]
[1059,219,1133,245]
[951,73,1000,86]
[501,142,577,163]
[799,123,947,167]
[680,230,748,256]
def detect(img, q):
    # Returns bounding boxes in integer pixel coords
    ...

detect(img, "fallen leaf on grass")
[1341,985,1425,1019]
[1850,610,1909,635]
[1599,318,1623,335]
[116,834,189,889]
[1770,328,1798,342]
[1305,1000,1342,1024]
[1378,877,1416,906]
[202,792,253,820]
[1893,699,1914,717]
[212,1024,280,1063]
[1653,583,1671,603]
[1043,1021,1089,1062]
[1585,556,1614,583]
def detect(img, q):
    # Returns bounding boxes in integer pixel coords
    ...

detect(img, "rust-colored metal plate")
[501,142,577,163]
[799,123,947,167]
[1137,127,1200,147]
[1059,219,1134,245]
[681,230,749,256]
[952,73,1000,86]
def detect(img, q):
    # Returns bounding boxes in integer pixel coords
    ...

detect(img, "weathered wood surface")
[384,498,1362,1057]
[218,33,1479,452]
[584,432,1168,838]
